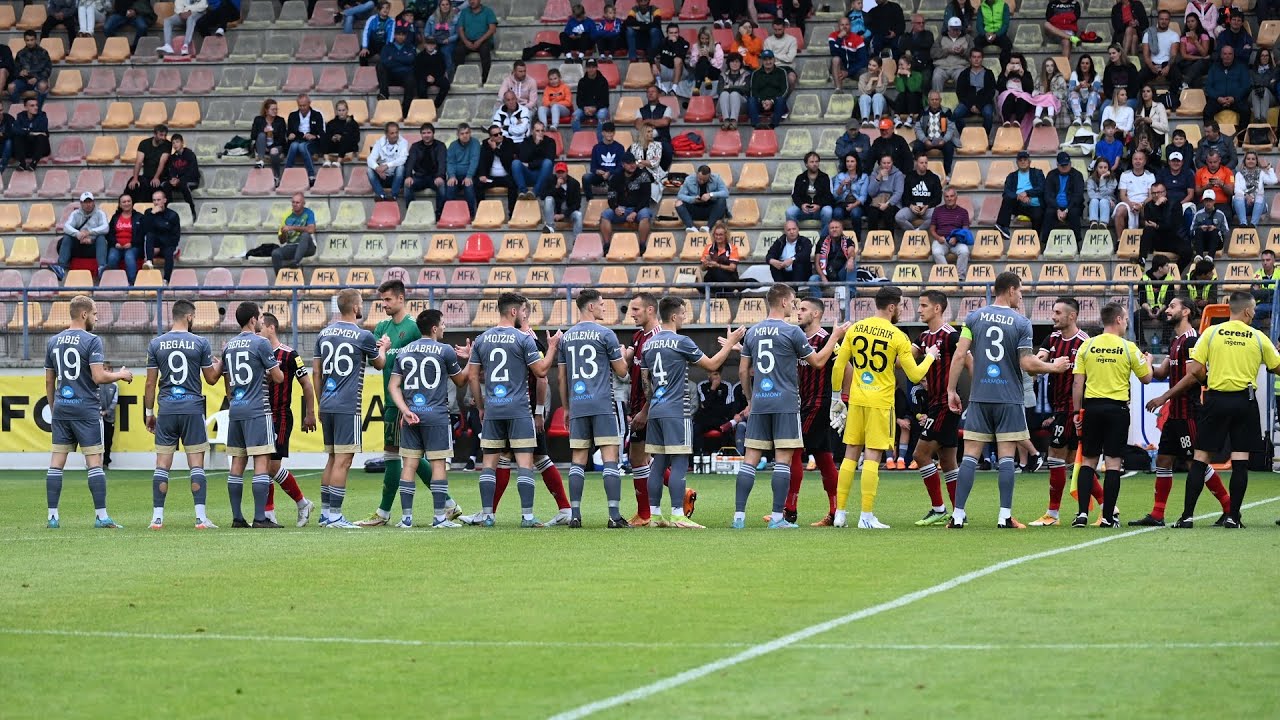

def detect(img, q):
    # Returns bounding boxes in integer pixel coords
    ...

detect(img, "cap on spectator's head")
[877,117,893,130]
[1169,151,1184,161]
[79,191,94,202]
[602,121,616,132]
[1056,151,1071,166]
[585,57,598,66]
[846,118,860,130]
[1016,150,1030,160]
[760,49,775,59]
[425,34,438,43]
[554,161,569,173]
[622,152,637,164]
[947,16,962,27]
[394,25,407,34]
[1202,189,1216,200]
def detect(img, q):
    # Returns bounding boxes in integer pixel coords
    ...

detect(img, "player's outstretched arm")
[1145,360,1206,412]
[1019,349,1068,376]
[806,321,853,367]
[528,330,563,377]
[91,363,132,384]
[267,363,285,385]
[831,331,853,392]
[897,341,936,384]
[698,326,747,371]
[369,335,391,371]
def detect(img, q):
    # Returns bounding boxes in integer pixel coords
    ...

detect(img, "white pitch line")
[547,495,1280,720]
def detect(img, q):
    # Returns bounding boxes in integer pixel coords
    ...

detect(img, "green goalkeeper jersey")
[374,313,422,402]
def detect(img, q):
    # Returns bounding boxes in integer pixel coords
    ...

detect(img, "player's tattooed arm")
[1020,346,1069,375]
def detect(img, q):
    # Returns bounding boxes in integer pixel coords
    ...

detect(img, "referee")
[1072,302,1152,527]
[1147,291,1280,528]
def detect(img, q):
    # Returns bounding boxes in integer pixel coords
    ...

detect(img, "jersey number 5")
[850,336,888,372]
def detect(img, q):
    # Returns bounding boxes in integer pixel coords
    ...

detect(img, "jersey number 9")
[53,348,81,382]
[167,352,189,385]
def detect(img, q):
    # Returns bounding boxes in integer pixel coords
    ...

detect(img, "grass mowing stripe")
[547,493,1280,720]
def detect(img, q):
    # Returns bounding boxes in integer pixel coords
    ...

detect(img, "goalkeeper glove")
[829,392,848,432]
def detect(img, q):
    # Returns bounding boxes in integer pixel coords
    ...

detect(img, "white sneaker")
[263,510,277,523]
[149,518,163,530]
[195,518,219,529]
[157,44,175,54]
[432,518,463,528]
[858,514,891,529]
[325,517,361,529]
[296,499,314,527]
[698,225,709,232]
[685,226,698,233]
[214,27,224,35]
[180,46,190,56]
[833,510,848,527]
[545,509,573,526]
[394,517,414,528]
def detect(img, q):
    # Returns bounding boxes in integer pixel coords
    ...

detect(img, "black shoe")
[1128,513,1165,526]
[1214,513,1229,527]
[1098,518,1119,528]
[464,458,476,471]
[1223,516,1244,529]
[1170,517,1194,529]
[1029,454,1045,473]
[606,517,632,528]
[1133,255,1146,270]
[783,508,797,524]
[945,517,965,529]
[995,225,1011,240]
[1275,517,1280,526]
[568,517,583,528]
[252,519,283,528]
[231,518,251,528]
[1071,513,1089,528]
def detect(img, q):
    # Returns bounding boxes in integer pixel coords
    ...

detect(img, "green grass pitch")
[2,467,1279,719]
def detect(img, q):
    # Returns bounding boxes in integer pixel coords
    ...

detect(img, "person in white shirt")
[159,0,207,55]
[1100,87,1134,133]
[1136,10,1182,92]
[1233,150,1277,227]
[1113,148,1156,235]
[366,122,410,201]
[492,91,533,143]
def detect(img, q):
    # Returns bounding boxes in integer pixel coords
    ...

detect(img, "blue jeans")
[571,107,610,136]
[954,103,994,133]
[0,137,11,169]
[747,96,787,128]
[341,1,375,33]
[103,13,149,50]
[57,234,107,275]
[513,159,553,195]
[367,165,405,199]
[807,268,851,298]
[285,140,317,178]
[833,204,863,229]
[1233,196,1266,226]
[625,26,661,60]
[785,204,832,226]
[405,174,442,205]
[104,246,139,285]
[9,77,47,106]
[443,176,477,215]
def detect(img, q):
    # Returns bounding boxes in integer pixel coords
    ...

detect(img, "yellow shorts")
[843,405,893,451]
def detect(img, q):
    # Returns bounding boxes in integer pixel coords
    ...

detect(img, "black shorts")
[1196,391,1263,453]
[801,410,833,453]
[1080,399,1129,458]
[534,429,548,456]
[272,413,293,460]
[917,405,960,449]
[1049,410,1078,450]
[1156,416,1196,461]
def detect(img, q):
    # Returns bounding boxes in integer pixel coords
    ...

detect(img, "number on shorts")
[166,352,189,386]
[1180,435,1192,450]
[568,344,599,380]
[1053,423,1065,440]
[320,340,355,377]
[489,348,510,383]
[756,338,776,375]
[226,350,252,386]
[850,335,889,373]
[984,326,1006,363]
[920,416,935,431]
[401,356,442,391]
[53,347,81,382]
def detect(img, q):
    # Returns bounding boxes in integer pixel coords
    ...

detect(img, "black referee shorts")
[1196,391,1263,453]
[1156,417,1196,461]
[1080,399,1129,458]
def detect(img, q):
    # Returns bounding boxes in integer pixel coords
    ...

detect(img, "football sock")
[919,462,943,509]
[1047,457,1066,512]
[320,484,331,519]
[153,468,169,509]
[668,455,689,517]
[1152,466,1173,519]
[478,467,496,515]
[733,461,757,513]
[953,455,979,512]
[1181,460,1208,519]
[87,466,107,511]
[1077,465,1097,516]
[398,477,415,516]
[1205,467,1231,512]
[633,464,651,518]
[516,466,536,519]
[46,467,63,512]
[785,454,803,513]
[568,463,587,520]
[275,468,305,503]
[816,451,839,513]
[329,485,346,517]
[944,468,958,506]
[251,473,271,522]
[430,474,448,518]
[602,461,623,520]
[1229,459,1249,521]
[191,467,207,508]
[536,457,571,510]
[897,443,908,460]
[771,461,790,515]
[228,473,245,521]
[835,457,857,511]
[859,460,880,513]
[265,482,275,512]
[194,504,206,521]
[649,454,670,513]
[492,461,512,510]
[379,456,401,514]
[416,460,445,511]
[1091,476,1105,505]
[1101,468,1121,521]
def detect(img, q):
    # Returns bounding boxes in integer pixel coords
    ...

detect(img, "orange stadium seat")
[496,233,531,262]
[424,233,459,262]
[533,233,568,262]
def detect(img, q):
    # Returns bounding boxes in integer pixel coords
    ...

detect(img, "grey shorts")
[569,413,622,449]
[321,412,363,454]
[481,415,537,451]
[744,412,803,451]
[51,417,104,455]
[645,416,692,455]
[227,415,277,457]
[155,413,209,454]
[399,421,453,460]
[963,401,1030,443]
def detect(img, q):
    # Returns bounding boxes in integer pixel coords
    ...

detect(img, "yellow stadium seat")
[644,232,677,261]
[1079,228,1113,259]
[169,101,201,129]
[10,301,41,330]
[372,99,404,126]
[729,231,752,260]
[1036,263,1070,293]
[606,232,640,262]
[897,230,931,261]
[102,102,134,129]
[653,198,682,230]
[405,99,438,126]
[135,102,167,128]
[130,268,164,297]
[1223,262,1257,291]
[473,200,506,229]
[927,263,960,292]
[966,263,996,285]
[16,4,44,30]
[43,301,69,329]
[61,270,93,296]
[1228,227,1261,258]
[635,265,668,292]
[667,267,699,296]
[473,299,500,326]
[1112,261,1143,286]
[496,233,531,262]
[598,265,631,292]
[736,162,768,191]
[1007,230,1040,259]
[0,5,13,29]
[424,233,458,262]
[298,301,327,331]
[51,69,83,96]
[726,198,759,227]
[958,127,990,155]
[119,135,148,165]
[23,203,54,232]
[983,160,1013,189]
[890,263,923,290]
[1117,229,1142,259]
[523,266,557,296]
[191,301,221,332]
[582,198,608,227]
[680,232,710,261]
[1003,263,1033,285]
[308,267,340,298]
[1265,227,1280,255]
[734,297,766,325]
[702,297,731,325]
[345,267,376,286]
[971,229,1004,260]
[623,62,654,89]
[862,230,895,260]
[949,161,981,189]
[533,233,568,261]
[87,136,120,164]
[484,266,518,295]
[263,301,293,329]
[508,198,542,229]
[100,36,131,62]
[992,126,1023,154]
[547,300,577,326]
[1075,263,1107,292]
[66,36,97,63]
[7,235,38,262]
[273,268,305,298]
[1176,89,1205,117]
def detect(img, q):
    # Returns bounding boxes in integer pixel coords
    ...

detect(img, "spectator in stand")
[701,222,741,293]
[1114,148,1156,236]
[717,52,751,130]
[403,122,447,210]
[914,91,958,175]
[675,164,730,232]
[272,193,318,275]
[583,121,625,200]
[539,69,573,131]
[835,118,872,172]
[932,17,971,92]
[599,152,655,253]
[731,19,763,69]
[653,23,691,93]
[629,124,666,202]
[1184,258,1217,312]
[162,133,199,217]
[9,31,51,105]
[0,100,14,171]
[829,16,869,92]
[708,0,742,30]
[996,54,1036,130]
[865,153,905,230]
[159,0,206,56]
[1196,121,1235,169]
[1175,14,1211,89]
[637,84,675,168]
[955,48,996,132]
[338,0,376,34]
[250,99,287,183]
[1101,43,1139,112]
[514,120,557,199]
[444,122,480,215]
[1215,11,1253,60]
[995,151,1045,238]
[454,0,497,84]
[104,0,154,51]
[1249,49,1279,124]
[1068,54,1103,126]
[394,7,421,45]
[413,38,452,113]
[1101,87,1134,134]
[766,220,813,288]
[857,56,893,125]
[1111,0,1148,58]
[975,0,1012,66]
[1185,0,1219,39]
[1190,188,1229,259]
[847,0,867,38]
[748,50,788,128]
[543,162,584,234]
[1133,84,1167,152]
[1094,118,1123,169]
[1135,10,1179,94]
[0,41,12,98]
[594,4,625,59]
[195,0,238,38]
[897,152,942,230]
[43,0,79,45]
[893,56,926,126]
[1157,148,1194,205]
[869,116,913,174]
[104,193,145,285]
[52,192,108,281]
[832,153,868,228]
[1043,0,1081,62]
[1195,149,1234,208]
[1088,157,1117,228]
[1204,44,1251,125]
[367,121,410,201]
[476,123,519,212]
[572,59,611,136]
[1034,58,1068,128]
[378,27,418,114]
[78,0,110,38]
[497,61,538,115]
[782,0,813,33]
[1252,250,1280,328]
[1134,254,1173,349]
[691,27,724,94]
[359,2,395,66]
[786,152,835,227]
[1042,151,1086,243]
[283,94,323,188]
[625,0,664,62]
[1137,181,1192,268]
[10,95,49,171]
[810,218,858,297]
[943,0,975,37]
[930,186,972,278]
[322,100,360,167]
[763,18,799,91]
[866,0,905,57]
[427,0,459,75]
[492,90,533,143]
[127,125,171,204]
[561,4,595,62]
[1233,151,1276,228]
[142,189,182,282]
[900,14,935,70]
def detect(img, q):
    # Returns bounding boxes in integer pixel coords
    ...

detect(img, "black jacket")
[407,139,447,181]
[250,115,288,150]
[1042,168,1086,213]
[956,67,997,110]
[414,48,449,89]
[576,72,611,111]
[791,171,835,207]
[517,135,557,166]
[325,116,361,154]
[869,134,914,175]
[163,147,200,187]
[106,208,146,248]
[476,137,516,178]
[547,175,583,216]
[144,207,181,250]
[1140,199,1182,244]
[286,109,325,143]
[1102,61,1139,102]
[866,0,906,46]
[1110,1,1148,42]
[765,234,814,280]
[902,169,943,207]
[607,168,654,210]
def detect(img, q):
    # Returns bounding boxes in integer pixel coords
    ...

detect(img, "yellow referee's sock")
[835,458,857,511]
[861,460,880,513]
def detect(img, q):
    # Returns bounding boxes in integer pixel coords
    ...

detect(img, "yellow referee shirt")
[1073,333,1150,400]
[833,316,933,409]
[1190,320,1280,391]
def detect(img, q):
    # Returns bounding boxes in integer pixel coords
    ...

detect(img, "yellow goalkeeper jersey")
[833,316,933,410]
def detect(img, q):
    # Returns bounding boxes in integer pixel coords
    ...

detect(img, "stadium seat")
[927,263,960,292]
[734,162,768,191]
[508,199,542,230]
[4,171,35,198]
[623,62,655,89]
[726,198,759,227]
[69,102,102,130]
[684,96,715,123]
[449,266,484,297]
[949,161,982,189]
[423,233,459,263]
[1111,261,1143,288]
[862,231,895,261]
[398,199,435,230]
[888,264,922,291]
[522,266,556,296]
[958,127,990,155]
[347,234,384,262]
[1176,89,1205,117]
[1007,230,1040,259]
[459,232,495,262]
[470,200,504,229]
[102,101,134,129]
[22,204,54,232]
[135,102,168,128]
[366,201,401,229]
[605,232,641,261]
[680,232,710,261]
[1221,262,1257,291]
[1042,229,1078,259]
[1036,263,1070,293]
[1078,229,1113,259]
[969,230,1003,260]
[734,297,766,324]
[1116,229,1141,259]
[272,267,305,299]
[1228,227,1261,258]
[381,234,418,264]
[1074,262,1107,292]
[992,126,1024,154]
[496,233,531,262]
[169,101,201,129]
[533,233,568,262]
[437,200,472,229]
[745,129,778,157]
[484,266,518,295]
[212,234,246,263]
[51,69,83,96]
[5,235,37,265]
[709,128,743,157]
[643,231,678,261]
[242,167,277,195]
[570,232,604,261]
[15,3,44,29]
[898,231,931,261]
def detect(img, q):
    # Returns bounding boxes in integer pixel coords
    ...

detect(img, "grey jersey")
[147,331,214,416]
[45,329,105,421]
[470,325,543,420]
[222,331,279,420]
[640,330,705,419]
[743,318,813,415]
[964,305,1034,404]
[557,321,624,418]
[315,321,379,414]
[393,338,462,425]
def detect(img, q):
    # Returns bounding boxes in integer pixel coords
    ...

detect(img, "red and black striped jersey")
[628,326,658,412]
[523,328,548,414]
[1040,329,1088,413]
[269,344,309,427]
[1166,328,1200,420]
[917,324,958,409]
[799,327,832,426]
